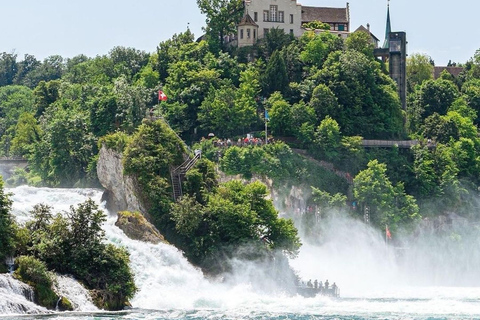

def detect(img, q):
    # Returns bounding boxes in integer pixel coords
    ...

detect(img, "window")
[263,10,269,21]
[253,29,256,39]
[270,5,277,22]
[247,28,251,39]
[390,40,401,53]
[290,14,294,24]
[338,24,345,31]
[279,11,284,22]
[290,29,294,35]
[240,29,244,39]
[254,12,258,22]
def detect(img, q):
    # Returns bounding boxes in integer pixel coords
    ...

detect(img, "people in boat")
[324,279,329,290]
[314,279,318,289]
[318,281,323,291]
[332,282,337,292]
[307,279,313,288]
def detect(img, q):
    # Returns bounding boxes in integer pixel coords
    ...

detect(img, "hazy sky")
[1,0,478,66]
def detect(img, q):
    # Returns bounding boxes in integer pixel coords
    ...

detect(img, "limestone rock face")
[96,145,145,215]
[115,211,165,244]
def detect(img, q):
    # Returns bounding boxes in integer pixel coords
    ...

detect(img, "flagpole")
[265,116,268,145]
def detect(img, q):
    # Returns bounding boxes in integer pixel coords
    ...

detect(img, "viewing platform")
[362,139,435,149]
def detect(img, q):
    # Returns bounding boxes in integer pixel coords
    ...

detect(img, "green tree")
[269,100,293,136]
[24,201,136,310]
[171,180,301,271]
[309,83,340,121]
[314,116,341,160]
[198,85,241,137]
[406,53,434,92]
[123,119,186,219]
[300,31,343,68]
[417,78,459,118]
[10,112,41,156]
[0,86,35,155]
[318,50,404,138]
[197,0,244,53]
[0,52,18,86]
[234,65,261,133]
[461,79,480,124]
[345,30,374,58]
[14,54,41,88]
[0,177,15,263]
[302,21,330,31]
[263,50,289,95]
[354,160,419,229]
[261,27,293,58]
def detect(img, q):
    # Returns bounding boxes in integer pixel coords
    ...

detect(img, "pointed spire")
[382,0,391,49]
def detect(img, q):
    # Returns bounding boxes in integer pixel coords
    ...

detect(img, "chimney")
[367,23,370,32]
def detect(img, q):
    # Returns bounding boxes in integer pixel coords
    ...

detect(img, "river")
[2,186,480,320]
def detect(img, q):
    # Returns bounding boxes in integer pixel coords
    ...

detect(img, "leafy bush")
[171,180,301,273]
[24,200,137,310]
[14,255,58,309]
[0,177,15,263]
[98,131,132,153]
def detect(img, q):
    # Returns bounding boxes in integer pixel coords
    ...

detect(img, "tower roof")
[239,13,258,27]
[382,1,391,48]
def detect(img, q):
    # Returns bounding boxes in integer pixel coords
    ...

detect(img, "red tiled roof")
[354,25,379,41]
[301,6,349,24]
[433,66,464,79]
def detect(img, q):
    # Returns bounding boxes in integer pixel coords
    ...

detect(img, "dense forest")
[2,1,480,309]
[1,27,480,224]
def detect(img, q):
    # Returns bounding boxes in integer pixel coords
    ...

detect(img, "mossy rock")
[91,289,128,311]
[57,296,74,311]
[116,211,165,244]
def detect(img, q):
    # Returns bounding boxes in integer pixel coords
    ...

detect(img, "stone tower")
[374,1,407,110]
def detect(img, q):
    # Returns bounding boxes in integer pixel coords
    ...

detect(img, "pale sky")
[1,0,478,66]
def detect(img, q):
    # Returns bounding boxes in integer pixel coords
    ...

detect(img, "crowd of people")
[210,136,274,147]
[303,279,338,292]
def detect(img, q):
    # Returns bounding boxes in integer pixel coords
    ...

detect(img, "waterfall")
[0,274,46,315]
[53,275,98,311]
[6,186,291,313]
[5,186,480,319]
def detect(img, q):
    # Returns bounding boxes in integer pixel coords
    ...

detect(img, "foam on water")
[0,274,46,315]
[53,275,98,312]
[4,186,480,319]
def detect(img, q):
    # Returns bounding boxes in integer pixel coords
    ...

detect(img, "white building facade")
[238,0,350,47]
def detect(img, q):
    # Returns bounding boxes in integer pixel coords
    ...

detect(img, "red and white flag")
[158,90,168,101]
[386,225,392,240]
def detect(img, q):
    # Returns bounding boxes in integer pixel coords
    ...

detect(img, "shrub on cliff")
[14,255,59,309]
[123,119,186,220]
[24,200,136,310]
[171,180,301,273]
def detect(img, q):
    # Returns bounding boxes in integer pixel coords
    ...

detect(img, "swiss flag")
[158,90,168,101]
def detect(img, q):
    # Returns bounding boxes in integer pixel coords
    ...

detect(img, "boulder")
[115,211,165,244]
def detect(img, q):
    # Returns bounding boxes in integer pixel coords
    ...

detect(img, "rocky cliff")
[97,145,146,215]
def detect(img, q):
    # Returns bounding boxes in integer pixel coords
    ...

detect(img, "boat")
[296,284,340,298]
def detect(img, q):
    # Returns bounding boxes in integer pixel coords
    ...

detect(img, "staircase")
[171,150,202,201]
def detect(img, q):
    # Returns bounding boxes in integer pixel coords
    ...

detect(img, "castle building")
[237,0,350,47]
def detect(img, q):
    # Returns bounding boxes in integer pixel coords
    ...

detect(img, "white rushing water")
[4,185,480,319]
[0,274,45,315]
[53,275,98,312]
